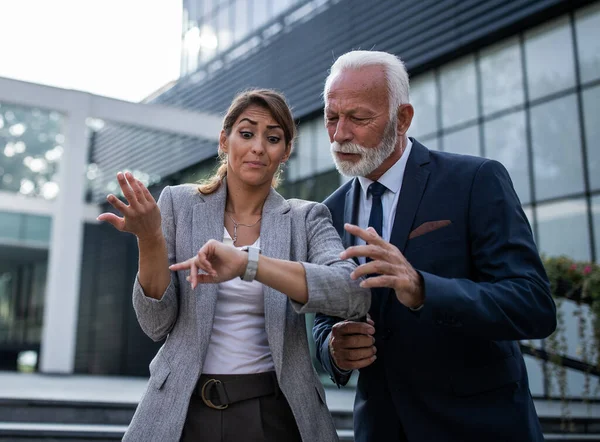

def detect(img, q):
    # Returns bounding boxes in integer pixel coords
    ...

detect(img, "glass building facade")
[0,101,62,369]
[181,0,332,75]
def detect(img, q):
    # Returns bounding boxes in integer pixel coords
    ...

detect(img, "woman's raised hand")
[169,240,248,289]
[97,172,162,241]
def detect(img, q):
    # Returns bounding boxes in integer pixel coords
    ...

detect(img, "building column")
[39,100,90,374]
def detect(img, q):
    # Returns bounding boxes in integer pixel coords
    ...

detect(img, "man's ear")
[397,104,414,136]
[219,130,228,153]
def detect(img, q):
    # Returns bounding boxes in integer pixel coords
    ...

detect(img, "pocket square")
[409,220,452,240]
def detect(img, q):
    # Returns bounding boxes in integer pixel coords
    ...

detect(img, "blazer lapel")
[192,181,227,358]
[343,178,361,264]
[260,188,291,376]
[389,140,431,253]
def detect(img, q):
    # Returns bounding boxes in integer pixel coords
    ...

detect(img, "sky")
[0,0,182,102]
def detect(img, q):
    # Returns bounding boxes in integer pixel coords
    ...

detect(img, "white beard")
[330,119,398,177]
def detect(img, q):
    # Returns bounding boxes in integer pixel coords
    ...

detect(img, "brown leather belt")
[195,372,278,410]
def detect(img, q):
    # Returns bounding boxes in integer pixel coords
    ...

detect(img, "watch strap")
[241,246,260,282]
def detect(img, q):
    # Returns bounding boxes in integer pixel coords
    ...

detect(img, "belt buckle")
[200,379,228,410]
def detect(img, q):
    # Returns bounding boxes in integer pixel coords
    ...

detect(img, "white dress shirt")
[355,139,413,264]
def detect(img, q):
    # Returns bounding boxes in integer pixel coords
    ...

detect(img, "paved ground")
[0,371,598,418]
[0,371,356,411]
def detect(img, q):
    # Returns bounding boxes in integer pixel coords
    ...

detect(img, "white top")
[356,139,413,264]
[201,229,275,374]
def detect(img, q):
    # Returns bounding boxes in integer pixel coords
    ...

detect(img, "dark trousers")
[181,372,302,442]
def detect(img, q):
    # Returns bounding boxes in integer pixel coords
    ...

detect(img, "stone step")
[0,422,126,441]
[0,398,135,426]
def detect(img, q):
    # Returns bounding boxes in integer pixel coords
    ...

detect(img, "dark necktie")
[367,181,386,238]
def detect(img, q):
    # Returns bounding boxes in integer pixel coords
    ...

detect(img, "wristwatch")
[240,246,260,282]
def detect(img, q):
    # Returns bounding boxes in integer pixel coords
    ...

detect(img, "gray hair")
[324,50,410,121]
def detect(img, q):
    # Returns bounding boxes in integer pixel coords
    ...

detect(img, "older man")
[313,50,557,442]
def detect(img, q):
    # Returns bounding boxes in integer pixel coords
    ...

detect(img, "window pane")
[484,111,530,204]
[203,0,214,18]
[440,55,478,128]
[442,125,480,157]
[313,119,336,175]
[480,37,525,115]
[234,0,250,42]
[593,195,600,261]
[273,0,292,16]
[217,4,233,52]
[525,16,576,101]
[523,206,535,238]
[408,72,438,138]
[0,212,21,241]
[420,137,440,151]
[22,215,52,244]
[582,84,600,191]
[0,103,64,200]
[536,198,590,261]
[252,0,270,30]
[530,94,584,200]
[288,120,313,181]
[575,2,600,84]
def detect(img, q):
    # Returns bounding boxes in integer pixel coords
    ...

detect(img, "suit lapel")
[260,188,291,376]
[343,178,361,264]
[379,141,430,323]
[192,181,227,358]
[389,141,431,253]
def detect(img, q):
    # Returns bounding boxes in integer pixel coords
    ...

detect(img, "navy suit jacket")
[313,139,557,442]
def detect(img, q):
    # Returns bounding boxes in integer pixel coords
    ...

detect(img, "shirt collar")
[358,137,413,199]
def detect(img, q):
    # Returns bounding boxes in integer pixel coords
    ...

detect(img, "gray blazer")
[123,182,370,442]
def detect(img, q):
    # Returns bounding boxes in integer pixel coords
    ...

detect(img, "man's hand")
[341,224,425,309]
[329,317,377,371]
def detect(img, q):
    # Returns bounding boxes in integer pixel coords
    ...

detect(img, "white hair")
[324,50,410,120]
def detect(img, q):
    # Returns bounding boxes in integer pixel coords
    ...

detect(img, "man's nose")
[333,119,353,144]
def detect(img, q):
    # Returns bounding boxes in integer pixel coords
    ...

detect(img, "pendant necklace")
[225,212,262,245]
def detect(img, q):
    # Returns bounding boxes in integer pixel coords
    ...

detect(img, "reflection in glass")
[582,85,600,191]
[234,0,250,42]
[575,2,600,83]
[0,102,63,199]
[0,212,21,241]
[313,119,335,175]
[484,111,530,204]
[536,198,590,261]
[525,16,576,101]
[272,0,292,17]
[442,125,480,157]
[408,72,438,138]
[199,18,218,62]
[420,137,439,151]
[440,55,478,128]
[592,195,600,261]
[253,0,270,30]
[479,37,524,115]
[218,4,233,52]
[530,94,584,200]
[523,206,535,238]
[294,120,314,181]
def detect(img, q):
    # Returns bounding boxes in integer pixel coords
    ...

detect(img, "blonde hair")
[198,88,296,194]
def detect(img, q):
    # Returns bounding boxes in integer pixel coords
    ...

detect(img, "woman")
[98,89,370,442]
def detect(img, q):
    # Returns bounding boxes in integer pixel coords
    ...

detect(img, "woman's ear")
[281,143,292,163]
[219,130,228,153]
